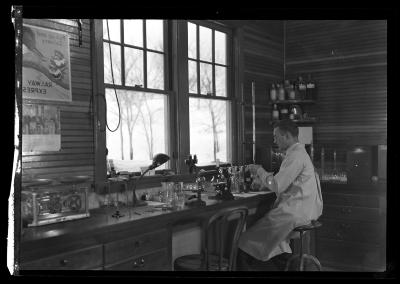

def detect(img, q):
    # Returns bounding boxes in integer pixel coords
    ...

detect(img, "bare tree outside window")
[188,22,230,166]
[103,19,167,172]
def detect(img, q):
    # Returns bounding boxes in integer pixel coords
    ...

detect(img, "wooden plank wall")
[242,20,284,170]
[22,19,95,182]
[285,20,387,146]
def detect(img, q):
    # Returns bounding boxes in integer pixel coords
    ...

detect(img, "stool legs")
[285,231,322,271]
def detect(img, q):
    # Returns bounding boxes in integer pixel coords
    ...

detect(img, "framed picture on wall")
[22,24,72,102]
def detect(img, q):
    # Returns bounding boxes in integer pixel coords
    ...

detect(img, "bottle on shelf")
[270,84,277,101]
[277,83,285,101]
[272,104,280,121]
[289,82,296,100]
[297,76,307,100]
[289,110,295,120]
[284,79,291,99]
[306,74,316,100]
[280,105,289,120]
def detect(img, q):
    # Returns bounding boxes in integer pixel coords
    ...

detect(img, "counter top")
[20,191,275,247]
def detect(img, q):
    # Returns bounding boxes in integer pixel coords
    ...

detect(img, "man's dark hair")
[273,119,299,137]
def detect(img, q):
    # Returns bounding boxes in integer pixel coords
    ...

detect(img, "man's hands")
[246,164,275,191]
[245,164,262,177]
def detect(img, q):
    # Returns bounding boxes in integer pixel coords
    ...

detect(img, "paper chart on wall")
[22,104,61,152]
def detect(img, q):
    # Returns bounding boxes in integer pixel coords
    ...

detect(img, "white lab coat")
[238,143,323,262]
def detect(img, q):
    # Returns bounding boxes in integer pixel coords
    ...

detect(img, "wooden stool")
[285,220,322,271]
[174,207,248,271]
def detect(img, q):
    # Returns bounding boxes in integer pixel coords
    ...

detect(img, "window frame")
[93,19,240,189]
[186,20,234,166]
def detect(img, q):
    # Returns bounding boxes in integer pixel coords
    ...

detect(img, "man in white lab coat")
[237,119,323,271]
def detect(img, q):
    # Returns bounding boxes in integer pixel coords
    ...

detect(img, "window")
[102,19,169,172]
[187,22,232,166]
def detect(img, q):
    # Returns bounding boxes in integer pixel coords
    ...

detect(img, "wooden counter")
[18,191,276,272]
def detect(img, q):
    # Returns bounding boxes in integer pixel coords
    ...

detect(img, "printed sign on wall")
[22,104,61,152]
[22,24,72,102]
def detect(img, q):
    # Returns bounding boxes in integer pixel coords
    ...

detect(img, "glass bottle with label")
[306,74,316,100]
[270,84,277,101]
[278,83,285,101]
[297,76,307,100]
[272,104,279,120]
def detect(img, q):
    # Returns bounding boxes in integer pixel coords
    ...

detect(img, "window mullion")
[143,20,147,89]
[212,29,215,97]
[196,24,200,95]
[120,20,125,86]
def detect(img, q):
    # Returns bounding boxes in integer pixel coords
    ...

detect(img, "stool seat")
[174,254,229,271]
[293,220,322,232]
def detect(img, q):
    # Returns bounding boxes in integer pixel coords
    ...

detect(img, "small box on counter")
[21,184,90,227]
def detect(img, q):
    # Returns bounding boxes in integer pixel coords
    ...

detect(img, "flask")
[277,83,285,101]
[269,84,277,101]
[306,74,316,100]
[297,76,307,100]
[272,104,280,120]
[244,167,252,192]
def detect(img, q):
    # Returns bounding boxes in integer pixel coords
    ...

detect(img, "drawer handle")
[340,223,351,229]
[336,232,343,240]
[133,258,145,268]
[341,208,352,214]
[60,259,69,266]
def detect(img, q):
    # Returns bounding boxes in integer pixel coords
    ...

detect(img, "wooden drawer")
[317,218,384,245]
[20,245,103,270]
[322,205,381,222]
[104,229,168,265]
[105,249,169,271]
[323,193,379,208]
[316,238,385,271]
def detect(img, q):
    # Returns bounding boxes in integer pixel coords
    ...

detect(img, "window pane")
[199,26,212,62]
[103,19,120,42]
[188,22,197,59]
[200,63,212,95]
[188,60,198,94]
[124,20,143,47]
[147,51,164,90]
[146,20,164,51]
[106,89,168,172]
[104,43,122,85]
[189,98,228,166]
[215,66,227,97]
[215,31,226,65]
[125,47,144,87]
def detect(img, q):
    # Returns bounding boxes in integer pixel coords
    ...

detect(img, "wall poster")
[22,104,61,152]
[22,24,72,102]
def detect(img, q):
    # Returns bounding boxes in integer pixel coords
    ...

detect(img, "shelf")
[269,99,316,105]
[270,118,317,125]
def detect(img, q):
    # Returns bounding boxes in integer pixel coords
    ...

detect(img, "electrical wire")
[104,19,121,133]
